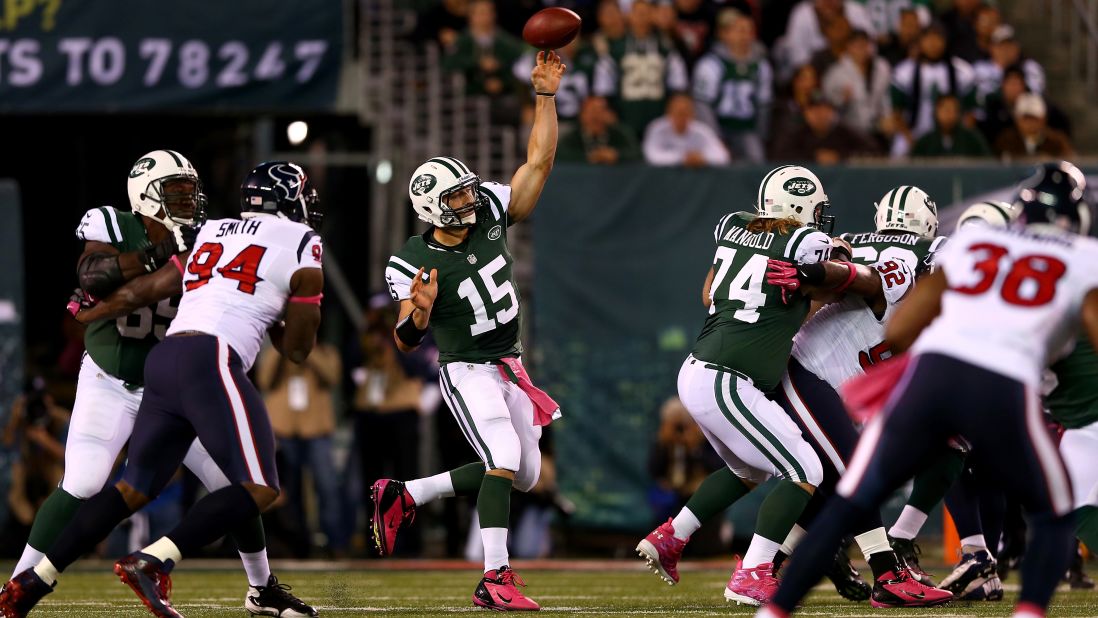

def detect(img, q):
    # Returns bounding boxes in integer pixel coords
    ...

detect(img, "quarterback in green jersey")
[637,165,835,606]
[371,50,565,612]
[15,151,317,618]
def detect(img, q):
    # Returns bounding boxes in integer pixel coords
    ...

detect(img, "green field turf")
[15,564,1098,617]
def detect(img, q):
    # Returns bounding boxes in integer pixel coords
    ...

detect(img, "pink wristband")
[833,262,858,293]
[170,255,185,275]
[289,293,324,305]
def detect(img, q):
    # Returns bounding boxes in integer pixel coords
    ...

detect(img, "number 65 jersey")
[913,224,1098,387]
[385,182,521,364]
[168,216,323,371]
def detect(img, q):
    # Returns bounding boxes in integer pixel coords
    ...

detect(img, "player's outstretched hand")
[766,258,800,305]
[531,50,566,95]
[410,267,439,316]
[66,288,97,322]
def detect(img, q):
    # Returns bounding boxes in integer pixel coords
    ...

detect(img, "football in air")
[522,7,582,50]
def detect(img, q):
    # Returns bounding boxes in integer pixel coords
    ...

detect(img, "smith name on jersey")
[692,212,831,392]
[76,206,179,386]
[170,216,323,371]
[385,182,520,365]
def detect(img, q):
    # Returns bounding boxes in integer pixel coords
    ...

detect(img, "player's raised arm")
[507,51,566,224]
[70,255,187,324]
[394,267,438,354]
[274,267,325,364]
[884,267,947,353]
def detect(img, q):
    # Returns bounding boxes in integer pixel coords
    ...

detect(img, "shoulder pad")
[76,206,125,244]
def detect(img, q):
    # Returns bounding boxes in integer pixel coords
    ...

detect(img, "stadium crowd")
[413,0,1075,165]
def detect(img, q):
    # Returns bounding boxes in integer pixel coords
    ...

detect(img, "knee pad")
[60,448,115,499]
[800,449,825,487]
[481,417,522,473]
[514,456,542,493]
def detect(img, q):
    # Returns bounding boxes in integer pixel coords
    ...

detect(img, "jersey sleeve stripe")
[714,213,733,242]
[783,226,812,259]
[929,235,948,252]
[296,231,319,261]
[428,157,463,178]
[387,257,418,279]
[481,187,504,221]
[99,207,122,243]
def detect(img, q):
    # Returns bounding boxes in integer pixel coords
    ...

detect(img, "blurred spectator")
[779,0,876,79]
[878,8,923,65]
[411,0,470,50]
[646,397,716,524]
[601,0,690,137]
[514,36,599,126]
[822,28,891,139]
[994,93,1075,160]
[3,378,67,530]
[257,343,347,557]
[442,0,525,121]
[972,5,1001,61]
[770,63,820,142]
[643,93,731,166]
[693,9,772,163]
[771,90,880,163]
[940,0,984,63]
[671,0,719,66]
[810,14,852,78]
[911,94,992,157]
[973,25,1045,108]
[557,95,643,164]
[979,67,1072,145]
[890,24,975,155]
[855,0,932,46]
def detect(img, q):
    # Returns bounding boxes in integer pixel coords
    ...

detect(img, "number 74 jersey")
[385,182,522,364]
[913,224,1098,387]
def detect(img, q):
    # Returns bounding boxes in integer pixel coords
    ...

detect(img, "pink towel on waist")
[841,352,911,424]
[497,357,561,427]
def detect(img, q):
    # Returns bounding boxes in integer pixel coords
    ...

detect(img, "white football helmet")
[955,200,1018,232]
[874,185,938,237]
[408,156,486,228]
[127,150,206,229]
[756,165,833,232]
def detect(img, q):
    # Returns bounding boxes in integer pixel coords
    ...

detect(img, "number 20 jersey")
[168,216,323,371]
[913,225,1098,387]
[385,182,521,364]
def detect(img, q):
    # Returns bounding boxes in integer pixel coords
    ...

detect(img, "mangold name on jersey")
[721,226,775,250]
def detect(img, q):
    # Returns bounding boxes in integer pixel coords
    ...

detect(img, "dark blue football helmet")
[1012,161,1090,235]
[240,161,322,229]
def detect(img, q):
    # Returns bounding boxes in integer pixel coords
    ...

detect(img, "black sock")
[867,551,901,579]
[772,495,863,612]
[167,484,261,557]
[1018,511,1074,610]
[46,486,133,572]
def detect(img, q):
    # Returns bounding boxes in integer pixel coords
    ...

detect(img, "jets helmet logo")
[783,177,816,196]
[488,225,502,240]
[411,174,437,196]
[268,163,305,202]
[129,158,156,178]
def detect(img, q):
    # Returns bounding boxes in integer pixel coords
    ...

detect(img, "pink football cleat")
[870,567,954,608]
[473,567,540,611]
[724,560,779,606]
[370,479,416,557]
[636,519,687,585]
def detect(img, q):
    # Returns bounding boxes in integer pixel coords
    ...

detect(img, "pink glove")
[766,259,800,304]
[66,288,97,319]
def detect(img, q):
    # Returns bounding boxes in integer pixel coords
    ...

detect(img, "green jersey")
[601,34,689,138]
[1048,338,1098,429]
[692,50,773,132]
[841,231,946,275]
[692,212,832,392]
[75,206,179,386]
[385,182,521,364]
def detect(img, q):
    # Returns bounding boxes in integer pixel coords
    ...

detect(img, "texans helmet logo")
[267,163,306,203]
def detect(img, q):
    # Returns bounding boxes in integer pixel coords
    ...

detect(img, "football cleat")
[0,569,54,618]
[889,536,936,586]
[939,550,1004,601]
[370,479,416,557]
[636,519,687,585]
[1066,543,1096,590]
[245,574,319,617]
[724,560,778,606]
[472,566,539,611]
[827,548,871,601]
[870,568,953,608]
[114,552,182,618]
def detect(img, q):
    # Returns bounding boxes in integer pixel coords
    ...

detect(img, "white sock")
[239,549,272,587]
[671,507,701,541]
[481,527,509,573]
[142,537,182,565]
[888,505,928,540]
[960,535,988,553]
[780,524,806,555]
[742,534,782,569]
[854,527,892,560]
[32,558,57,587]
[13,544,46,578]
[405,472,455,506]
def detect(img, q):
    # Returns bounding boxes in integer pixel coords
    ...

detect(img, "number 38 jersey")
[792,258,915,390]
[168,216,323,371]
[76,206,181,386]
[692,212,832,392]
[913,225,1098,387]
[385,182,520,365]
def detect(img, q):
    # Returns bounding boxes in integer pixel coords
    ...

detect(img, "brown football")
[522,7,582,50]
